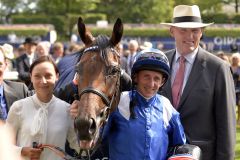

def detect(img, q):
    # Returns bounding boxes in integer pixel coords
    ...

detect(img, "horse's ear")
[78,17,94,46]
[110,18,123,46]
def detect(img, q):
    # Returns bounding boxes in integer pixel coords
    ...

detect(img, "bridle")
[75,45,121,112]
[74,44,121,159]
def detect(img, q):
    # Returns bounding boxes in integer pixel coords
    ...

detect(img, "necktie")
[172,56,186,108]
[0,94,3,120]
[129,55,134,68]
[0,105,3,120]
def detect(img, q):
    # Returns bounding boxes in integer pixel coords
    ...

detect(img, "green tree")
[174,0,223,13]
[36,0,98,15]
[96,0,174,23]
[222,0,239,13]
[0,0,38,23]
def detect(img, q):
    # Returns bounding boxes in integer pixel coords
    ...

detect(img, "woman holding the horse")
[103,48,186,160]
[6,56,79,160]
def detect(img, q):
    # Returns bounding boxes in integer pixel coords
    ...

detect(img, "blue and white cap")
[131,48,170,81]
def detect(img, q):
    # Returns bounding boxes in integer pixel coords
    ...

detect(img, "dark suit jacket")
[3,80,29,111]
[161,47,236,160]
[120,56,129,75]
[16,54,31,87]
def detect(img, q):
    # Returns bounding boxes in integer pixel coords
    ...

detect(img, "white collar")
[27,53,35,59]
[32,94,55,109]
[175,47,198,65]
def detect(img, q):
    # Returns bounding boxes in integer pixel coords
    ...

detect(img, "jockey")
[103,48,186,160]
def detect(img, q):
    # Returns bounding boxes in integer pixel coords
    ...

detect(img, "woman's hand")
[21,147,43,160]
[69,100,80,119]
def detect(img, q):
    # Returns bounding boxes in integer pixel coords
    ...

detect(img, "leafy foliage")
[95,0,174,23]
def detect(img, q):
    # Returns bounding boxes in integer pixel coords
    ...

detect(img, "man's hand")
[69,100,80,119]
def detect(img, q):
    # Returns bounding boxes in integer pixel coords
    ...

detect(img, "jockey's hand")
[69,100,80,119]
[21,147,43,160]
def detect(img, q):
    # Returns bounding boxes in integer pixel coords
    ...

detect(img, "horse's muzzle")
[74,117,97,141]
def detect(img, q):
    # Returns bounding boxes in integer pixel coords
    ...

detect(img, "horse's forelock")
[94,35,110,50]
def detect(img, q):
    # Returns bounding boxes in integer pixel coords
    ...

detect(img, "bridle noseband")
[74,44,121,159]
[79,87,111,107]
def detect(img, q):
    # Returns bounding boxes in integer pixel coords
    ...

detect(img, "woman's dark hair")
[29,55,59,74]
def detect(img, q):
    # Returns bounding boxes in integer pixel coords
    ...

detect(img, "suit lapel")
[3,81,17,111]
[178,48,206,110]
[23,54,30,68]
[163,49,176,102]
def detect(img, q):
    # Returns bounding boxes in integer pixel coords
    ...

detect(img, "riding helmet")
[131,48,170,81]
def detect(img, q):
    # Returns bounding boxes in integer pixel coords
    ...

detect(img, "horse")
[72,17,123,151]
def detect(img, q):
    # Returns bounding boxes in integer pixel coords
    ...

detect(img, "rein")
[33,142,81,160]
[33,141,105,160]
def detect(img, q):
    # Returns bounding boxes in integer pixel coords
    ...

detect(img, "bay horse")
[73,17,123,150]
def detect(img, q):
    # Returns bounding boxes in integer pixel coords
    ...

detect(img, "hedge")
[8,13,240,39]
[80,27,240,38]
[67,13,107,34]
[11,13,107,36]
[1,27,240,38]
[0,27,49,36]
[12,15,65,34]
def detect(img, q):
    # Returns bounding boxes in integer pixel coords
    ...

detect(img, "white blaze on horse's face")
[74,17,123,149]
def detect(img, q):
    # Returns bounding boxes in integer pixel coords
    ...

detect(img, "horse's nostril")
[89,118,97,135]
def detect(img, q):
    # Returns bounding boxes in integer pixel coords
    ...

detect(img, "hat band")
[173,16,202,23]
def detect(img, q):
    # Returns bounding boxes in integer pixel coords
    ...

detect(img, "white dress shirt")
[171,48,198,93]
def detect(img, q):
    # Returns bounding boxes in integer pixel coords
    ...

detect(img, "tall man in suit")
[0,44,29,120]
[124,40,139,75]
[161,5,236,160]
[16,37,37,88]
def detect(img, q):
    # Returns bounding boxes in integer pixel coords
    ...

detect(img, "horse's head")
[74,17,123,149]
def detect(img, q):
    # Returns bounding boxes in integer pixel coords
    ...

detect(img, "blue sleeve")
[168,112,186,147]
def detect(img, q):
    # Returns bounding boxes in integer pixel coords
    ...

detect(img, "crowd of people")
[0,4,238,160]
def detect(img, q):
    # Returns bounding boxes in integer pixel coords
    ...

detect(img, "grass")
[236,126,240,159]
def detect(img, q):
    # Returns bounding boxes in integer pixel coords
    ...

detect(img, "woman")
[6,56,79,160]
[231,53,240,125]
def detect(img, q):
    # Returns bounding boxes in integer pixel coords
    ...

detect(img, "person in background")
[65,43,82,55]
[35,41,51,58]
[70,48,186,160]
[51,42,64,64]
[15,44,26,58]
[6,56,79,160]
[216,51,230,64]
[0,44,16,71]
[0,45,29,121]
[161,5,235,160]
[119,43,128,73]
[16,37,38,88]
[125,40,139,75]
[139,41,153,50]
[231,53,240,125]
